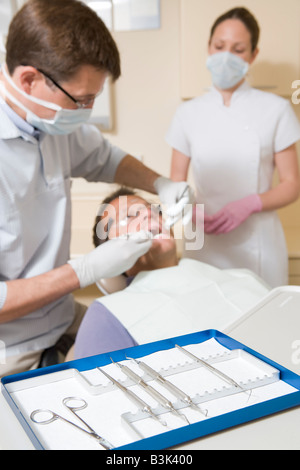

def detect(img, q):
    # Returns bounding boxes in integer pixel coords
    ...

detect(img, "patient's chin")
[153,233,171,240]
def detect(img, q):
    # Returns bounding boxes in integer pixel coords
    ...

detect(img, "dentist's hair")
[209,7,260,52]
[6,0,121,82]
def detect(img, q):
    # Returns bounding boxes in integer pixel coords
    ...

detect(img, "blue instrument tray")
[1,329,300,450]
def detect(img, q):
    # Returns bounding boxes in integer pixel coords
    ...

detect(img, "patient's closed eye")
[123,211,141,222]
[128,210,141,218]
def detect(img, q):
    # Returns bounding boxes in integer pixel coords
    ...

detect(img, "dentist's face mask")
[206,51,249,90]
[1,65,92,135]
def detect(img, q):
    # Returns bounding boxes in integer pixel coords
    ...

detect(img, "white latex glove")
[154,176,195,227]
[68,231,152,288]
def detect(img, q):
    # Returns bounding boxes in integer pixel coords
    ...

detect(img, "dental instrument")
[30,397,114,450]
[98,368,167,427]
[127,356,207,417]
[165,186,190,228]
[111,358,190,425]
[175,345,242,390]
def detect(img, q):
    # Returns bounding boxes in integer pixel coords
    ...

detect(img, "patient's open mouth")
[153,233,170,240]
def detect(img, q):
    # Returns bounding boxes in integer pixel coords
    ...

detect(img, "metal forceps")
[30,397,114,450]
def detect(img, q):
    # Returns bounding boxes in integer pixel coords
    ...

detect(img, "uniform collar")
[231,80,251,104]
[210,80,251,106]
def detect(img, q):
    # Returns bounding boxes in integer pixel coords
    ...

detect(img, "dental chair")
[39,334,75,368]
[64,279,126,363]
[38,346,59,368]
[96,275,128,296]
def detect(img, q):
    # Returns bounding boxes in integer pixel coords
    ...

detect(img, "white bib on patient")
[98,259,269,344]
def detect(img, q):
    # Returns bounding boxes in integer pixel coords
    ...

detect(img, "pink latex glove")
[204,194,263,235]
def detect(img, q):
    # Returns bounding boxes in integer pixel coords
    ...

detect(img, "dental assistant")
[166,7,300,288]
[0,0,192,377]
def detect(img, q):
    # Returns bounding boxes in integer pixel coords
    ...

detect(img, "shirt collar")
[0,97,40,141]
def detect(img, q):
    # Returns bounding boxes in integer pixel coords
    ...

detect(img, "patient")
[74,187,270,360]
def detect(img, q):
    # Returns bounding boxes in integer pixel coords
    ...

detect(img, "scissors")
[30,397,114,450]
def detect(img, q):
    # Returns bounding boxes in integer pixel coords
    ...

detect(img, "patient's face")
[102,195,177,264]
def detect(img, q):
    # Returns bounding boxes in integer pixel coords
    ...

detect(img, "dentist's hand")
[68,232,152,288]
[204,194,263,235]
[154,176,195,227]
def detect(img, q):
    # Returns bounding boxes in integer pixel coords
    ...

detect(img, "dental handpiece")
[128,357,207,417]
[98,368,167,427]
[111,359,189,425]
[175,345,241,389]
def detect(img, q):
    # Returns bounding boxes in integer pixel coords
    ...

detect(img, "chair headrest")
[96,275,128,295]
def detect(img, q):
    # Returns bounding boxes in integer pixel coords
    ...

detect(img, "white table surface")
[1,385,299,450]
[2,285,300,451]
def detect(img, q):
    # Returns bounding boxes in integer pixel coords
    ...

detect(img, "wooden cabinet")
[289,259,300,285]
[283,227,300,286]
[180,0,300,98]
[70,180,118,258]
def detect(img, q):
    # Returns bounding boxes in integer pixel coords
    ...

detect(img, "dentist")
[166,7,300,288]
[0,0,192,376]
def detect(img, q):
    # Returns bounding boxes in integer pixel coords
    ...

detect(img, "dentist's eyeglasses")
[37,68,102,109]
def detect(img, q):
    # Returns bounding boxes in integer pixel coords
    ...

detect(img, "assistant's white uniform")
[166,82,300,288]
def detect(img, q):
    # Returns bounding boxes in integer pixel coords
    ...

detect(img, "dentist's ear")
[16,66,43,95]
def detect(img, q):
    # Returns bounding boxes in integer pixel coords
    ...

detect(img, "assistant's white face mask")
[206,51,249,90]
[1,65,92,135]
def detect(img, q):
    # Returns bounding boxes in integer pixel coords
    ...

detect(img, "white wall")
[2,0,300,281]
[71,0,300,286]
[108,0,181,176]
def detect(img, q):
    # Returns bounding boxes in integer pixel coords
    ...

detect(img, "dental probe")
[127,356,207,417]
[175,345,242,390]
[111,359,190,425]
[166,186,190,228]
[98,368,167,427]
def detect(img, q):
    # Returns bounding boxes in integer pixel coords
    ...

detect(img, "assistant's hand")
[68,232,152,288]
[154,176,195,227]
[204,194,263,235]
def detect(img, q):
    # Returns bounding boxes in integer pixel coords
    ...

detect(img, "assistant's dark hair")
[93,187,136,247]
[6,0,121,82]
[209,7,260,52]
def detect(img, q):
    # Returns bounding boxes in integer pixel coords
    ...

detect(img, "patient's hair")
[93,187,136,247]
[6,0,121,82]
